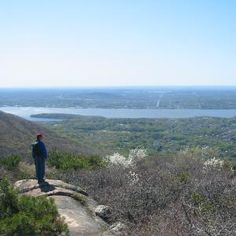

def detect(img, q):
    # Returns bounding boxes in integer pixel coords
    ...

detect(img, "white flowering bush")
[105,152,131,167]
[105,148,147,167]
[203,157,224,169]
[128,170,139,185]
[128,148,147,162]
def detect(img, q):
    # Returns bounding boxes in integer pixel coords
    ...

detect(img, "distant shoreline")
[1,106,236,121]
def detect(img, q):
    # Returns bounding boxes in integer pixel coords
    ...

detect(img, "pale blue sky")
[0,0,235,87]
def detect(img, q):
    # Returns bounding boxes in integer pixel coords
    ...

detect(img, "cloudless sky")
[0,0,235,87]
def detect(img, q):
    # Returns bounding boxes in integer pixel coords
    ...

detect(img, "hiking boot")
[38,179,45,184]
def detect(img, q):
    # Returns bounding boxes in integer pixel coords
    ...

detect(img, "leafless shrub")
[58,150,236,235]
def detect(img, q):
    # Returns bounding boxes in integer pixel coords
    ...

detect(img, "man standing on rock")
[32,133,48,184]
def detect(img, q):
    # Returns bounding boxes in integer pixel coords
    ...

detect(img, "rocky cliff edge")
[14,179,127,236]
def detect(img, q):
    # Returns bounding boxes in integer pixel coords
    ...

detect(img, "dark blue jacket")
[32,140,48,159]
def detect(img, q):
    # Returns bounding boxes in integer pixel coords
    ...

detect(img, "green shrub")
[177,172,190,184]
[0,155,21,170]
[48,150,106,170]
[0,178,69,236]
[191,192,205,205]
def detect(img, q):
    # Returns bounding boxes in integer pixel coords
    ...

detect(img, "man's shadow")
[38,181,56,193]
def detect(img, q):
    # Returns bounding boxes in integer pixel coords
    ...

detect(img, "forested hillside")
[41,114,236,159]
[0,111,91,159]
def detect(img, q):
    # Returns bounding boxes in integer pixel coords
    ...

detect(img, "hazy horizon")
[0,84,236,89]
[0,85,236,90]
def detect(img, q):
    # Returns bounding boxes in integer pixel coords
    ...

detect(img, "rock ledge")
[14,179,116,236]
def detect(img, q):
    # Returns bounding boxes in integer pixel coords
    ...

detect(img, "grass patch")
[0,155,21,170]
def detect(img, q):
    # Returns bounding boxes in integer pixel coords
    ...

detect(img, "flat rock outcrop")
[14,179,118,236]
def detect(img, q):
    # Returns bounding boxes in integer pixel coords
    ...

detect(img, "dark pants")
[34,156,45,182]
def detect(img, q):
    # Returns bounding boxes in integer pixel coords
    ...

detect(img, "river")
[0,106,236,121]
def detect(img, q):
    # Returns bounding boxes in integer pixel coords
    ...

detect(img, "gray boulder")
[95,205,112,221]
[14,179,114,236]
[110,222,128,236]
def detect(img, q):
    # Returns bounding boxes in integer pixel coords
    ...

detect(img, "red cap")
[36,133,43,139]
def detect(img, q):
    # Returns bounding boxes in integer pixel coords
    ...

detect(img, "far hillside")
[0,111,93,160]
[0,87,236,109]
